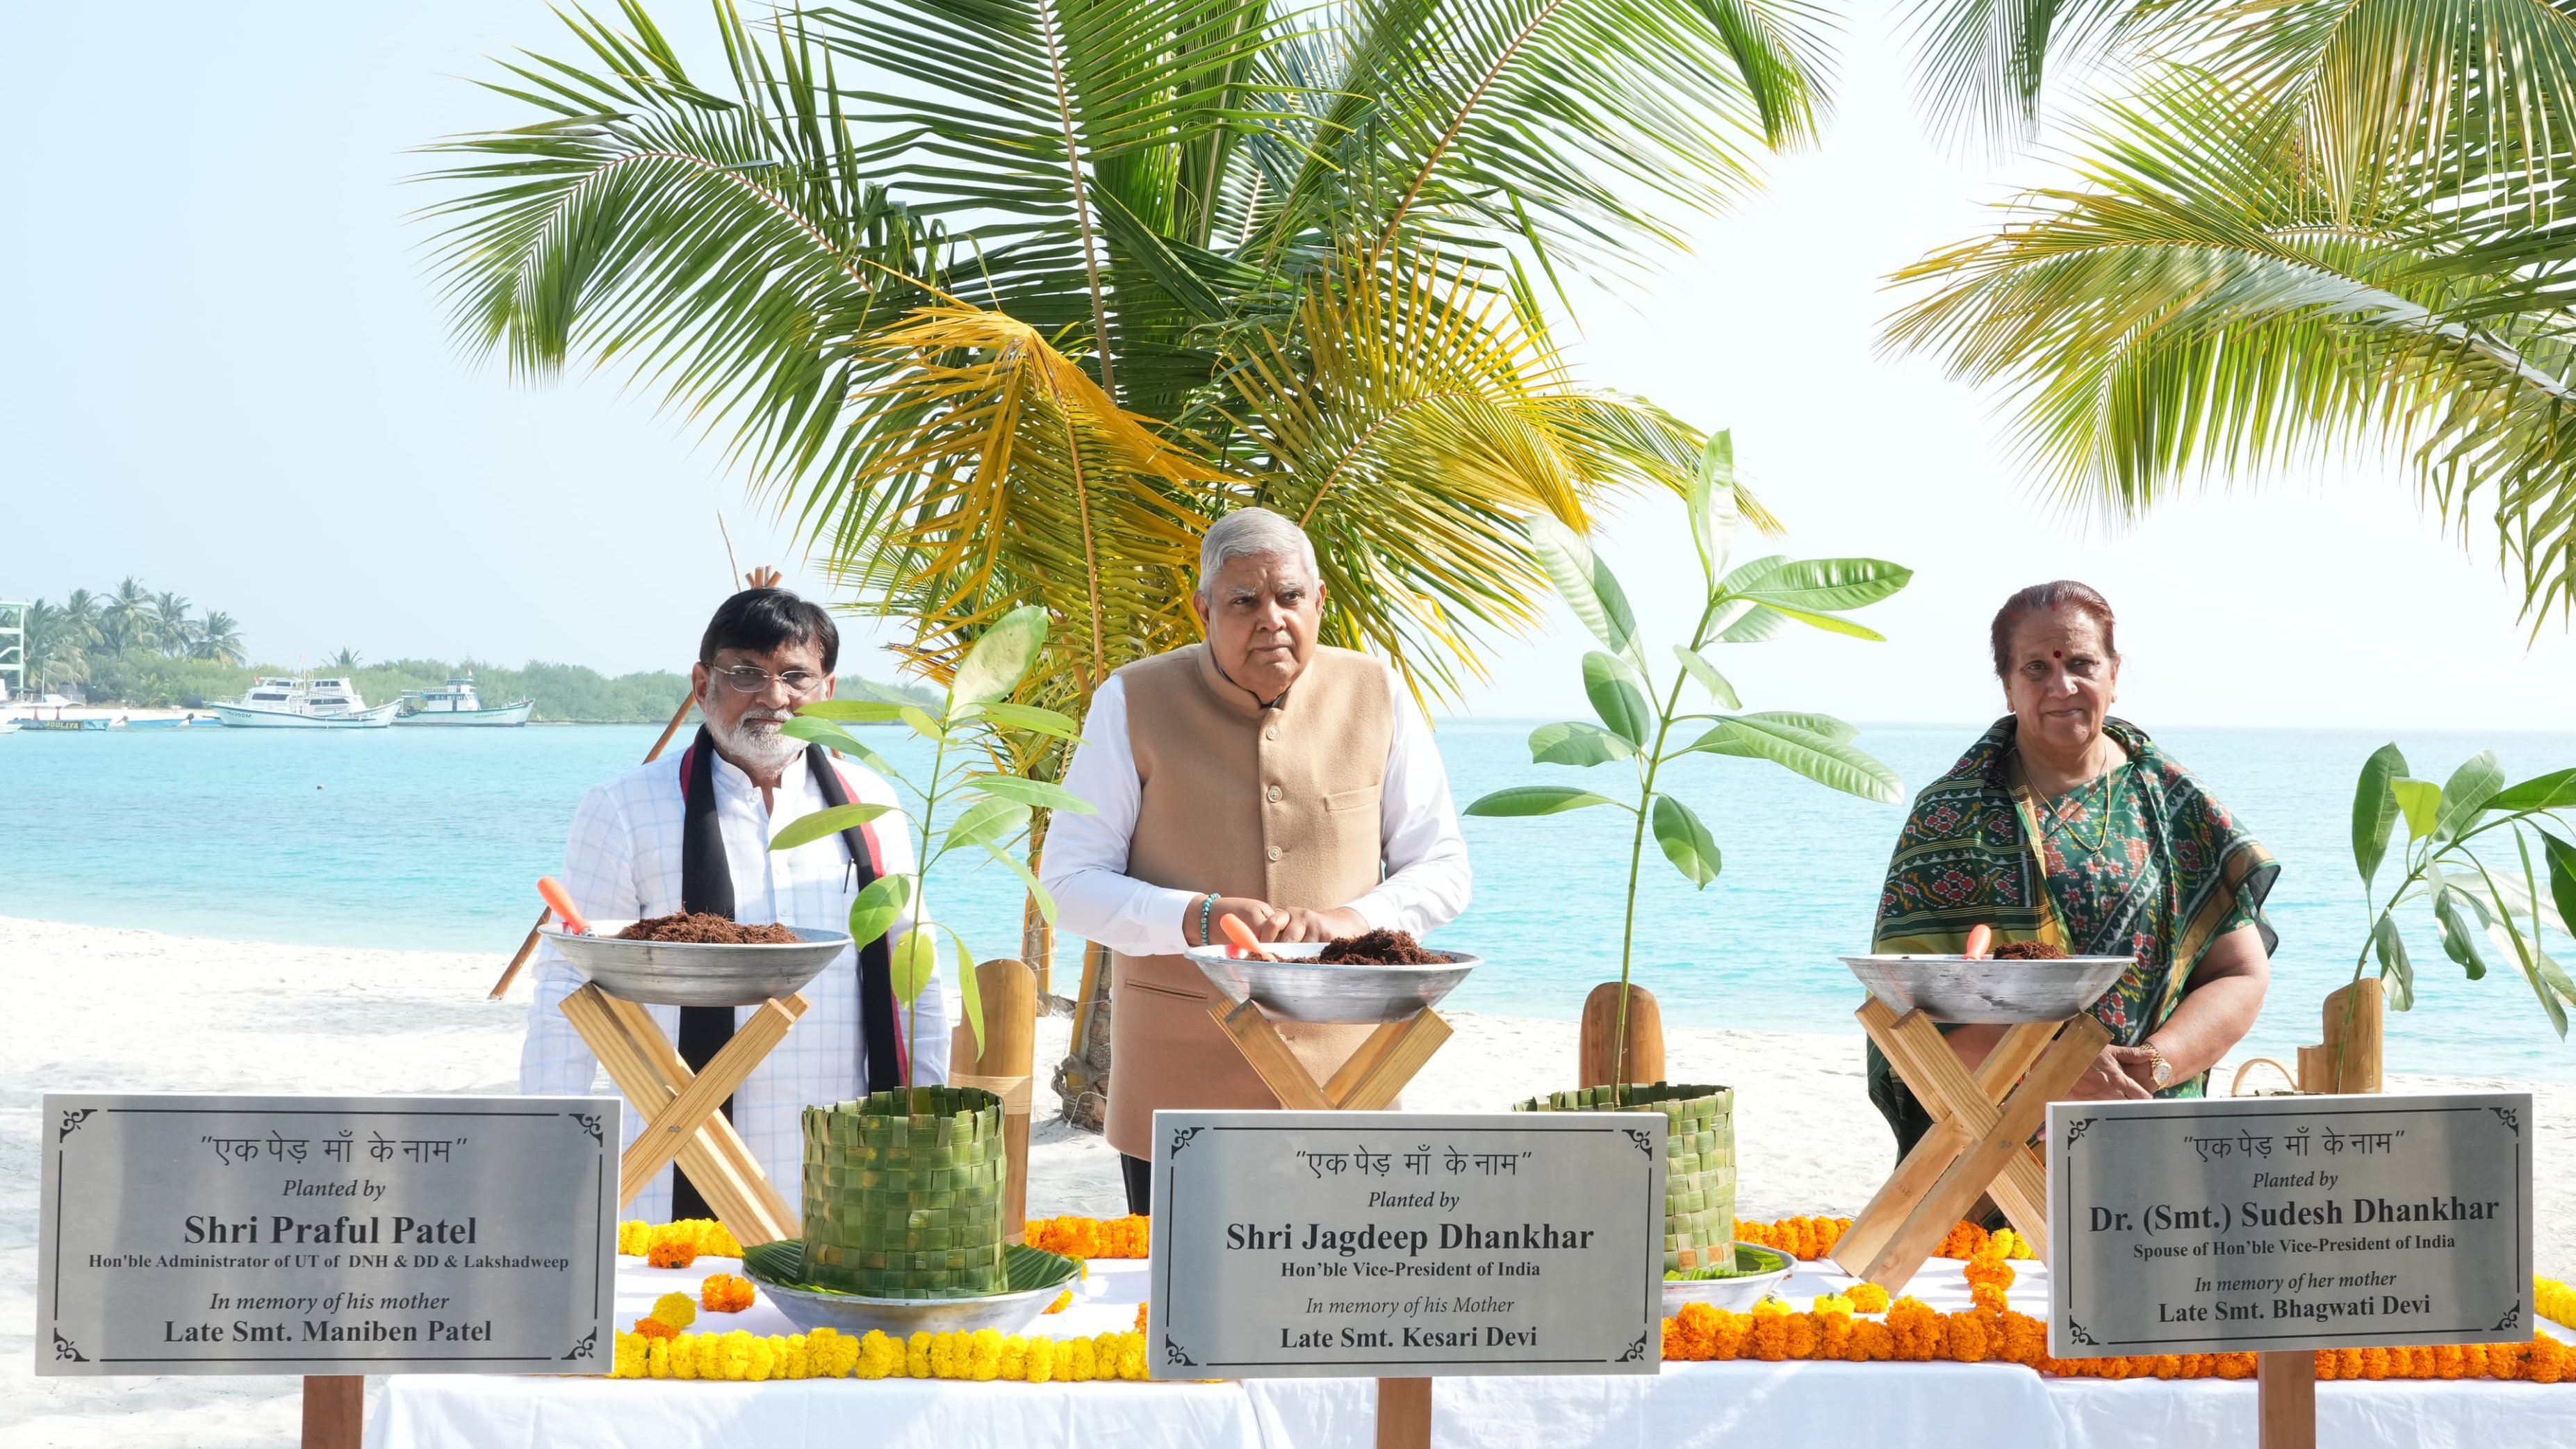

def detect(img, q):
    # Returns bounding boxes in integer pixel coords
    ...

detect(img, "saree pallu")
[1866,717,2279,1155]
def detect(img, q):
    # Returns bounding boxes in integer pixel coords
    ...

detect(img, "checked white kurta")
[519,747,949,1222]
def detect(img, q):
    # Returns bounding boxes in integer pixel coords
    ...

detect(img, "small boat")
[0,719,18,735]
[27,718,110,731]
[213,676,400,729]
[395,675,532,727]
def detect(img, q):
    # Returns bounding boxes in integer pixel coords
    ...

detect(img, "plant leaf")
[951,605,1051,708]
[1673,646,1741,709]
[1532,517,1640,660]
[1683,716,1905,803]
[2541,830,2576,949]
[1529,720,1634,767]
[2434,885,2491,979]
[977,701,1085,742]
[2352,743,2409,887]
[1729,557,1912,612]
[780,717,897,773]
[1582,650,1654,746]
[798,701,907,723]
[1737,710,1858,744]
[968,774,1097,814]
[981,841,1056,926]
[1464,785,1629,817]
[1727,596,1888,641]
[2488,767,2576,813]
[1650,794,1723,887]
[2372,913,2414,1011]
[948,926,985,1060]
[2390,779,2443,840]
[2435,751,2506,840]
[891,927,940,1008]
[901,705,947,743]
[768,802,894,853]
[944,795,1032,851]
[847,872,912,951]
[1688,432,1741,580]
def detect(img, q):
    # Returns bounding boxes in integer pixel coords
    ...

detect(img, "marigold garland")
[1658,1298,2571,1382]
[608,1326,1150,1382]
[2539,1277,2575,1329]
[700,1274,756,1313]
[1025,1215,1150,1259]
[1728,1216,2035,1263]
[623,1219,746,1270]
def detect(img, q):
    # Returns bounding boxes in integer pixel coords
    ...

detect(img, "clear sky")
[4,2,2569,730]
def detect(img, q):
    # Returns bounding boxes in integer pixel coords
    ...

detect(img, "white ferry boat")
[395,675,532,726]
[213,676,400,728]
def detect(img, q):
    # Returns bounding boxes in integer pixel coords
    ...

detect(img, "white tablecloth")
[368,1255,2575,1449]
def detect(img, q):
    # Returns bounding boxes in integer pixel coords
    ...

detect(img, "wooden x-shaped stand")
[1830,999,2111,1291]
[559,983,806,1247]
[1204,997,1453,1449]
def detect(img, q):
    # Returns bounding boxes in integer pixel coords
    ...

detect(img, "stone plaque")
[38,1093,619,1375]
[1147,1111,1666,1379]
[2048,1092,2533,1357]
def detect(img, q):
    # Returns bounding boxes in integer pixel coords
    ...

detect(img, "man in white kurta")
[520,590,946,1221]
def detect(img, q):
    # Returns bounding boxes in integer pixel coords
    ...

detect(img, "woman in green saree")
[1869,581,2278,1156]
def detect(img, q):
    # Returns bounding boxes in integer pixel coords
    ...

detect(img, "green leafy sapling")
[1464,434,1912,1101]
[769,605,1094,1086]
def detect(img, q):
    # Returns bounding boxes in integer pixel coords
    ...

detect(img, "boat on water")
[395,675,532,726]
[212,676,400,729]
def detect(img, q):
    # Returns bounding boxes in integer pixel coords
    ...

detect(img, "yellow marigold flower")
[1120,1333,1149,1380]
[612,1330,647,1378]
[858,1331,899,1380]
[647,1338,673,1379]
[723,1329,757,1382]
[1027,1336,1058,1384]
[970,1328,1005,1382]
[1810,1293,1855,1317]
[649,1291,698,1330]
[1847,1282,1891,1313]
[1067,1337,1097,1382]
[1001,1335,1030,1381]
[907,1330,934,1379]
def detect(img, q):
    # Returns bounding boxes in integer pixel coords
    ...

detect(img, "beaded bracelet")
[1197,892,1222,947]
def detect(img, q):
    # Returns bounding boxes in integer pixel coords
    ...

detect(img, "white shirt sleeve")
[520,784,637,1097]
[1347,671,1473,935]
[1040,676,1201,956]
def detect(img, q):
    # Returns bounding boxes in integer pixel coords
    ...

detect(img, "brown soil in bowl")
[616,912,801,944]
[1992,940,2070,960]
[1316,928,1444,965]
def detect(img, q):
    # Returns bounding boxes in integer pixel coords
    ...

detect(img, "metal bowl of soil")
[1184,940,1481,1024]
[741,1241,1083,1338]
[1839,953,2131,1024]
[544,920,850,1007]
[1660,1241,1796,1314]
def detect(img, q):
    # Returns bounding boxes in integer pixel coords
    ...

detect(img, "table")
[367,1254,2573,1449]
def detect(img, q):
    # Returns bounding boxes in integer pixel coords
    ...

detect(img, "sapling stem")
[1610,590,1727,1105]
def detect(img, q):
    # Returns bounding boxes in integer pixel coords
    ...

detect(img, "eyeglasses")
[712,665,826,696]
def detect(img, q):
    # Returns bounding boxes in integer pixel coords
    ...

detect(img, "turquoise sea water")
[3,720,2573,1079]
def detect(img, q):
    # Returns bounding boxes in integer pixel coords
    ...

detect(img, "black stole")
[671,726,903,1219]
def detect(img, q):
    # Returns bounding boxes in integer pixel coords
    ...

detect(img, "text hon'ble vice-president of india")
[520,588,947,1222]
[1042,508,1471,1215]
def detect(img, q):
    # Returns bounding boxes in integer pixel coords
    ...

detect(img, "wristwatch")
[2140,1043,2174,1090]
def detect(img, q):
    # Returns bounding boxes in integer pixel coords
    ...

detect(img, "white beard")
[707,710,804,773]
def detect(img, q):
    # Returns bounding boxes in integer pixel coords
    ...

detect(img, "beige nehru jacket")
[1102,644,1394,1157]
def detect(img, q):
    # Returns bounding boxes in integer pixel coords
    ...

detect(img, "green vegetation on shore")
[80,655,939,722]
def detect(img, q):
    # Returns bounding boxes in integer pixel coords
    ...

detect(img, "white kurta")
[519,746,949,1222]
[1040,669,1472,953]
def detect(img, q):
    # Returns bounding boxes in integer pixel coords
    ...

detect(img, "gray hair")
[1197,507,1318,590]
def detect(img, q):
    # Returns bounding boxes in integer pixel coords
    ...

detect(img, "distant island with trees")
[10,578,937,722]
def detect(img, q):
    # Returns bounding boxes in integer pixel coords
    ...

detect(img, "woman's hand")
[2066,1045,2155,1100]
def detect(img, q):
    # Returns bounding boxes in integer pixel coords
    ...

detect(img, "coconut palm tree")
[151,591,193,656]
[24,600,90,692]
[193,610,246,666]
[1887,0,2576,625]
[100,578,153,655]
[330,647,363,671]
[421,0,1827,1017]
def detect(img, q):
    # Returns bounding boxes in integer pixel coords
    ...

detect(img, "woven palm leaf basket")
[801,1086,1007,1298]
[1515,1082,1736,1275]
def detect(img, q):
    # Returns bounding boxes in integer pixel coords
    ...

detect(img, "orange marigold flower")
[1851,1319,1895,1361]
[1946,1312,1988,1363]
[1783,1312,1819,1361]
[1712,1309,1751,1361]
[1043,1290,1073,1314]
[646,1239,699,1270]
[1133,1302,1147,1333]
[633,1318,678,1341]
[2531,1332,2568,1385]
[1674,1303,1721,1361]
[699,1274,755,1314]
[1934,1222,1989,1261]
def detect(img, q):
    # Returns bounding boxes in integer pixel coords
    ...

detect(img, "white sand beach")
[6,913,2571,1446]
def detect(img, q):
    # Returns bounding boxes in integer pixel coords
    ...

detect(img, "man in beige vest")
[1042,508,1472,1213]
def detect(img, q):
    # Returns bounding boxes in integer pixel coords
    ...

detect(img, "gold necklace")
[2035,764,2126,856]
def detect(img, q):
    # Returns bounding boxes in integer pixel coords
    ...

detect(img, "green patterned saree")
[1865,718,2279,1153]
